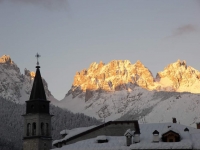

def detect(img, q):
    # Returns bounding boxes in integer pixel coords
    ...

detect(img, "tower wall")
[23,138,52,150]
[23,114,52,137]
[23,114,52,150]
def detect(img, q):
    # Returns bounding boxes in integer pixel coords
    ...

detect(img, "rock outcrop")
[155,59,200,93]
[72,60,154,101]
[70,59,200,101]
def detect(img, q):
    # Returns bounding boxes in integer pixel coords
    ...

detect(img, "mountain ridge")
[69,59,200,101]
[0,54,58,104]
[2,54,200,127]
[58,59,200,127]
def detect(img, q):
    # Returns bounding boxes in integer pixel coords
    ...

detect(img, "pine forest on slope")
[0,97,100,150]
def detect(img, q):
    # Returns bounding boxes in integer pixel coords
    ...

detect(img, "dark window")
[27,123,31,136]
[44,142,47,150]
[169,139,173,142]
[32,122,36,135]
[31,105,34,109]
[97,139,108,143]
[46,123,49,136]
[41,123,44,135]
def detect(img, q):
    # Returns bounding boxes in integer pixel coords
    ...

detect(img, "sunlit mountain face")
[58,59,200,127]
[71,59,200,96]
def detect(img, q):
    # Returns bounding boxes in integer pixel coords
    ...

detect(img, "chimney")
[124,129,133,146]
[152,130,159,142]
[133,131,140,143]
[60,130,68,138]
[196,123,200,129]
[172,118,177,123]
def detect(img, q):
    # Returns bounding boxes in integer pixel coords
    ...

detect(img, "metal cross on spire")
[35,53,41,66]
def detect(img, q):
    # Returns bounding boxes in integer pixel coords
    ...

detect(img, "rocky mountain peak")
[165,59,187,70]
[70,59,200,100]
[156,59,200,92]
[24,68,35,79]
[135,60,144,67]
[71,60,154,100]
[157,59,197,78]
[0,55,20,73]
[0,55,56,103]
[0,55,13,64]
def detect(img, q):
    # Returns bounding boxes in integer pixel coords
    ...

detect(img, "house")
[52,121,200,150]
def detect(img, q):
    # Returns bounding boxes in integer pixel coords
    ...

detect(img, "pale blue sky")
[0,0,200,100]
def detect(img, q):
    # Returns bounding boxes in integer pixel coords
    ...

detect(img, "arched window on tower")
[41,123,44,135]
[32,122,36,135]
[27,123,31,136]
[46,123,49,136]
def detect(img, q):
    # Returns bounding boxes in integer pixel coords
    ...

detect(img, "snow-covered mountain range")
[0,55,58,104]
[2,54,200,127]
[58,59,200,127]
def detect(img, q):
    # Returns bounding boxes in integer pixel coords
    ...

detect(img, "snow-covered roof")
[124,129,134,136]
[52,136,128,150]
[53,121,140,146]
[60,129,70,135]
[53,125,96,145]
[153,130,159,135]
[161,126,180,135]
[96,135,108,141]
[52,122,200,150]
[129,123,195,149]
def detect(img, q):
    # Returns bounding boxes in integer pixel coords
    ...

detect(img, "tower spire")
[29,53,46,100]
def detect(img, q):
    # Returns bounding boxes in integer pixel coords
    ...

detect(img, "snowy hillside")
[0,55,58,104]
[59,85,200,127]
[58,59,200,127]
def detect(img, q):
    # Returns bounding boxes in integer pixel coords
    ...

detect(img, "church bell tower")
[23,53,53,150]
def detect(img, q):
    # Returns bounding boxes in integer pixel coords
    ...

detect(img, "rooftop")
[52,122,200,150]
